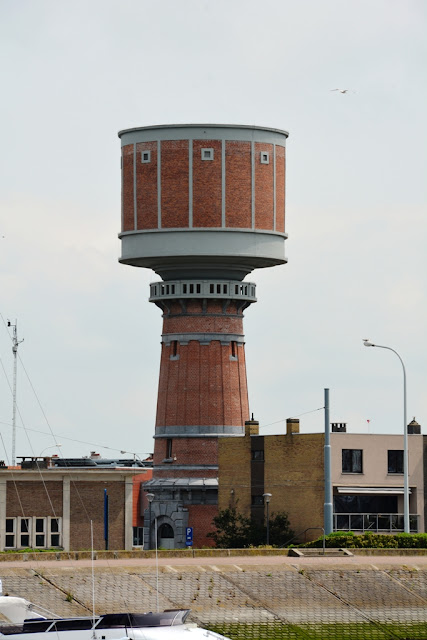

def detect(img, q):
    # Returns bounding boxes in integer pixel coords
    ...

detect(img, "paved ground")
[1,556,427,639]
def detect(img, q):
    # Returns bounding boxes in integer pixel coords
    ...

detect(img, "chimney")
[245,414,259,436]
[286,418,300,436]
[407,418,421,435]
[331,422,347,433]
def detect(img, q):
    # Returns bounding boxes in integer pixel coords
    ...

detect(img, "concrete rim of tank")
[118,123,289,138]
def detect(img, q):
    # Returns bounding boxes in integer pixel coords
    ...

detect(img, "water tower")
[118,124,288,548]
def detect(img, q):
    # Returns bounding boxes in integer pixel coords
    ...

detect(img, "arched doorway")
[158,523,174,549]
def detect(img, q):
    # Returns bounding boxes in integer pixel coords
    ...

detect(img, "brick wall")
[225,141,252,228]
[255,143,274,230]
[70,481,125,551]
[156,340,249,428]
[275,145,286,232]
[187,504,218,547]
[218,435,252,514]
[264,434,324,538]
[132,471,153,527]
[153,438,218,468]
[136,141,157,229]
[6,481,63,516]
[218,432,325,541]
[122,144,134,231]
[193,139,222,227]
[161,140,189,228]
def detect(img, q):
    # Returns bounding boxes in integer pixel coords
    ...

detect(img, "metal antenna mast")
[8,320,24,466]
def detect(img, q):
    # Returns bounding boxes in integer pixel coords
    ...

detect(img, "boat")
[0,587,230,640]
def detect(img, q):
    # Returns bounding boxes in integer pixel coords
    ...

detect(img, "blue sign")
[185,527,193,546]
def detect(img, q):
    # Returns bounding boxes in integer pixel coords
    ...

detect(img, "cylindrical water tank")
[118,124,288,280]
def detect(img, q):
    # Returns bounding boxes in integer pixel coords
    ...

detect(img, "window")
[251,495,264,506]
[170,340,179,361]
[260,151,269,164]
[20,518,30,547]
[34,518,46,547]
[166,439,172,459]
[201,148,214,161]
[50,518,61,547]
[342,449,363,473]
[5,518,16,548]
[4,517,62,549]
[141,150,151,163]
[388,450,404,474]
[251,450,264,461]
[133,526,144,546]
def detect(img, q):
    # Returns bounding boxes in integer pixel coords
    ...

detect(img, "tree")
[207,507,252,548]
[208,508,294,548]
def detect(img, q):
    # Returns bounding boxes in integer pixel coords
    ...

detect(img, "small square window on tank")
[141,150,151,163]
[201,148,214,160]
[260,151,269,164]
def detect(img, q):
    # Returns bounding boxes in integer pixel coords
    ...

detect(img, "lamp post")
[146,493,155,550]
[263,493,272,545]
[39,444,62,458]
[363,339,409,533]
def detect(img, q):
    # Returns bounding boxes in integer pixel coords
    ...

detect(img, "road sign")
[185,527,193,546]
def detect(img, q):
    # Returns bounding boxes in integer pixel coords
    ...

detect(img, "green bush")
[208,507,294,548]
[395,533,427,548]
[300,532,427,549]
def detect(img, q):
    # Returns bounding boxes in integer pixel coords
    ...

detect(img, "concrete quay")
[1,552,427,639]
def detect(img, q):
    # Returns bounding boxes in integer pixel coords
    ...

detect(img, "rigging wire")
[0,314,138,612]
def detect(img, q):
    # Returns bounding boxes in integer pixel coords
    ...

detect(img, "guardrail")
[334,513,419,533]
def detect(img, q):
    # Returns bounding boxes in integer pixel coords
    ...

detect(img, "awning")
[336,486,412,495]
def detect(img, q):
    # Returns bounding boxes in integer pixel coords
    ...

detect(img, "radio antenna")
[8,320,24,466]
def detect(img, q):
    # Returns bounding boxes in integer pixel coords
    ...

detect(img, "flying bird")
[330,88,353,94]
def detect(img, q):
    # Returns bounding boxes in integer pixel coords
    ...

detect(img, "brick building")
[218,419,425,539]
[0,456,152,551]
[118,124,289,548]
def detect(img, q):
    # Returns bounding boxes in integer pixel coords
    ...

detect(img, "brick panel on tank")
[122,144,134,231]
[161,139,189,228]
[255,143,274,230]
[136,141,157,229]
[225,141,252,228]
[193,139,222,227]
[275,145,286,232]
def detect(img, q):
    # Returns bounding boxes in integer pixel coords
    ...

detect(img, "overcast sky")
[0,0,426,461]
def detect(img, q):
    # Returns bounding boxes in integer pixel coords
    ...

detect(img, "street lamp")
[39,444,62,458]
[363,339,409,533]
[146,493,155,550]
[263,493,272,545]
